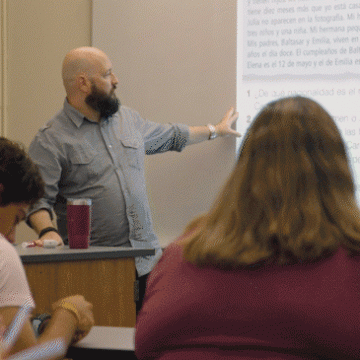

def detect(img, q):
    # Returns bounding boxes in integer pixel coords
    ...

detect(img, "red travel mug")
[67,198,92,249]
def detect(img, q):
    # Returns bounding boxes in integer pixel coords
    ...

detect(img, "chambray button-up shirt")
[28,100,190,276]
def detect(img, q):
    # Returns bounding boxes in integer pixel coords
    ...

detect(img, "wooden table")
[17,245,154,327]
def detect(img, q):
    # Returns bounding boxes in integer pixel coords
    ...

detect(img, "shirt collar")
[63,99,95,128]
[63,99,117,127]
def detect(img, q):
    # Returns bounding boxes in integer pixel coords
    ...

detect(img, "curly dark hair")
[0,137,44,206]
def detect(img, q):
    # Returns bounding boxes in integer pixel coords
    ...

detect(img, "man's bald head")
[62,47,109,94]
[61,47,119,120]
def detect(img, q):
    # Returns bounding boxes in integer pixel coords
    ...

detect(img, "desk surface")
[16,244,155,263]
[75,326,135,351]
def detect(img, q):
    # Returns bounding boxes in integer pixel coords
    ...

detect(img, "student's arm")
[0,296,93,359]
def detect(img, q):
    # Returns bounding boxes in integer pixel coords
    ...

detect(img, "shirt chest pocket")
[119,138,143,170]
[67,144,101,185]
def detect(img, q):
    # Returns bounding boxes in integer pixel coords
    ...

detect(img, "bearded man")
[27,47,239,310]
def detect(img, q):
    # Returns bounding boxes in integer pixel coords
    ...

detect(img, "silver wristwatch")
[207,124,218,140]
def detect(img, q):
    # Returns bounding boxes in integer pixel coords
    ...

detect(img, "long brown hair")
[183,96,360,268]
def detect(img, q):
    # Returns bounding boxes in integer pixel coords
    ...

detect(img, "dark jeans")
[136,272,149,314]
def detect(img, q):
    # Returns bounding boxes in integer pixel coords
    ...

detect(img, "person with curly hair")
[0,138,94,359]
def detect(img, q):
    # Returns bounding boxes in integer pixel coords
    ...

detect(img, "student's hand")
[52,295,94,344]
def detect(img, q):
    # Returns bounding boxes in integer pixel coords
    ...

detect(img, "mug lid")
[67,198,92,206]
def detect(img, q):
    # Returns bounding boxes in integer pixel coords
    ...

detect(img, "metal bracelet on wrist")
[207,124,218,140]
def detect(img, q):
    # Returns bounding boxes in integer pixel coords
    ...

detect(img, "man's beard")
[85,83,120,119]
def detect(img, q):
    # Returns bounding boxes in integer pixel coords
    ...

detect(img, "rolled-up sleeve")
[121,107,190,155]
[27,131,63,221]
[144,121,189,155]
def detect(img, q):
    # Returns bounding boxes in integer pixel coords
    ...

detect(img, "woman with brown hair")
[135,96,360,360]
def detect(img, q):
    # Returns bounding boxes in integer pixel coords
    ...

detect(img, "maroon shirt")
[135,239,360,359]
